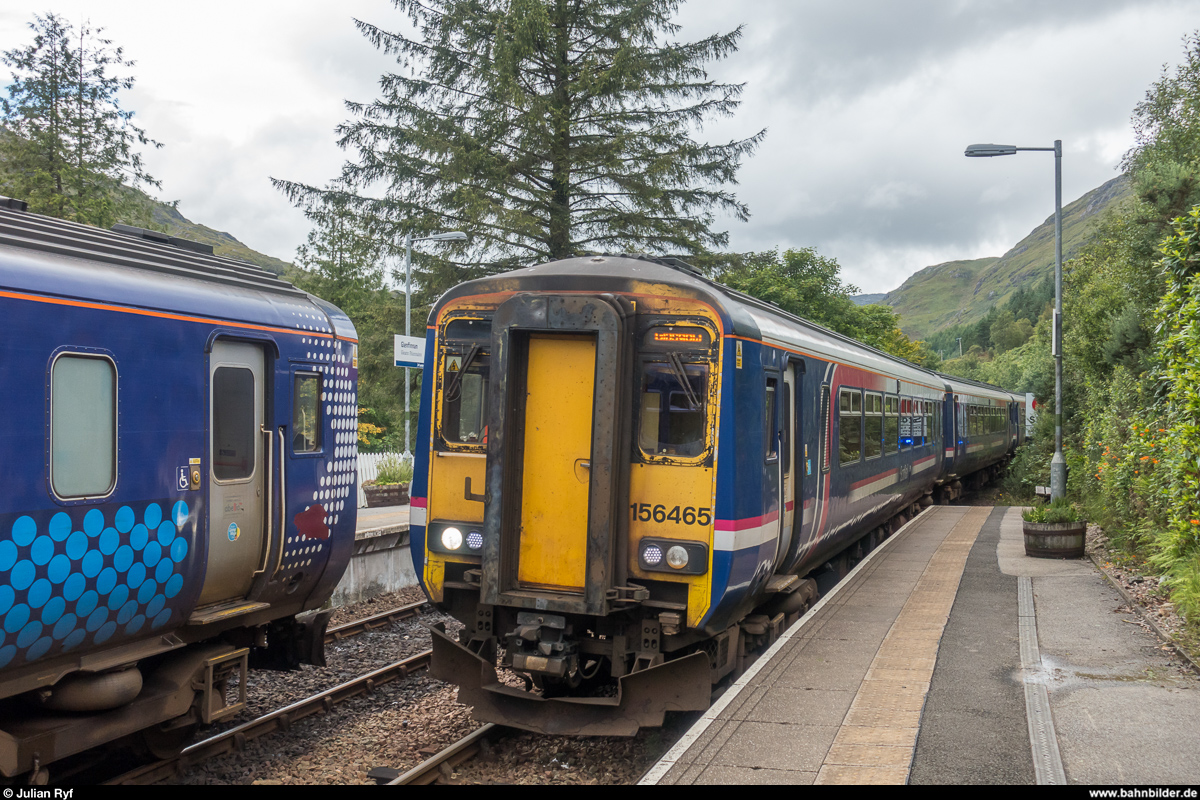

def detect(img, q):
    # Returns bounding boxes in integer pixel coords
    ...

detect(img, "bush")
[1022,497,1083,524]
[373,453,413,485]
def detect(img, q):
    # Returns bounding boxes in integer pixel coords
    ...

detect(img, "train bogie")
[0,203,358,777]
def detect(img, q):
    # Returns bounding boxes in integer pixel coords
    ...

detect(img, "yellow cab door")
[516,334,597,592]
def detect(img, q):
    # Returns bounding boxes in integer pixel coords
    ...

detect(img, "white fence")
[356,451,413,508]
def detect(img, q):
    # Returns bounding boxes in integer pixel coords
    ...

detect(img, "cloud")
[1,0,1199,287]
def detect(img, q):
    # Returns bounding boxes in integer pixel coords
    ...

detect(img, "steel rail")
[107,650,433,785]
[324,599,430,643]
[386,723,502,785]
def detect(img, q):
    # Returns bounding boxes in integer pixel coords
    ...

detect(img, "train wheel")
[139,719,199,760]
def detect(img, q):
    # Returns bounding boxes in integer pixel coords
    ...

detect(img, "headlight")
[467,530,483,550]
[638,538,706,575]
[441,527,463,550]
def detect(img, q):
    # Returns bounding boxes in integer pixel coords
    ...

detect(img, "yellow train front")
[410,253,984,735]
[412,255,734,736]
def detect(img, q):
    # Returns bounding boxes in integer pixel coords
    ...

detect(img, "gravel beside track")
[170,588,480,784]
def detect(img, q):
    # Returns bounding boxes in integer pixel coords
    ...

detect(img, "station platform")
[640,505,1200,785]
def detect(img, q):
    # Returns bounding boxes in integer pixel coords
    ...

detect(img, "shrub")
[1022,497,1083,524]
[373,453,413,485]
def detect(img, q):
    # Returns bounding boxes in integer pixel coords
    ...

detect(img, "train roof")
[437,253,948,391]
[935,371,1018,402]
[0,202,356,341]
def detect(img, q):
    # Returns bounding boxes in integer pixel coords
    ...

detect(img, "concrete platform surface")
[642,505,1200,785]
[355,504,409,537]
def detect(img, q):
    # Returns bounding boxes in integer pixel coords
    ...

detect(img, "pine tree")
[274,0,763,279]
[0,14,160,227]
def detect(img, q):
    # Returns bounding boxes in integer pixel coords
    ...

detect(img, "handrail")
[254,426,273,577]
[274,426,287,576]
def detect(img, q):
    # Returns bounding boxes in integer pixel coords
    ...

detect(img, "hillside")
[886,174,1132,339]
[146,200,292,275]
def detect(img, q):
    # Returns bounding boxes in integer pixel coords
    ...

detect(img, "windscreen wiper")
[445,343,481,402]
[668,352,701,410]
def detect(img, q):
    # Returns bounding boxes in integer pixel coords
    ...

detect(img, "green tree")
[287,187,410,450]
[0,13,160,227]
[716,247,930,364]
[274,0,763,283]
[1123,31,1200,226]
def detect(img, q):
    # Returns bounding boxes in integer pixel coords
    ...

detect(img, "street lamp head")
[964,143,1017,157]
[425,231,468,242]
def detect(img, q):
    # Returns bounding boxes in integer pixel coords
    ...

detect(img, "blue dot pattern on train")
[0,502,190,669]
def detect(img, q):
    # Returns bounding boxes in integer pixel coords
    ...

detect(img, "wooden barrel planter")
[363,482,410,508]
[1023,521,1086,559]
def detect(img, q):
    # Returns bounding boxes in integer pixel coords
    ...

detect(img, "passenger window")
[839,389,862,466]
[639,361,709,458]
[293,373,322,452]
[864,393,882,459]
[213,366,256,481]
[51,354,116,497]
[781,381,792,471]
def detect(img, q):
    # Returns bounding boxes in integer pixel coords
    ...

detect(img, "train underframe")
[0,609,331,782]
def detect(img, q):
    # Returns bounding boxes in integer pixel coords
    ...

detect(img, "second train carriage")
[0,201,358,777]
[412,254,1023,735]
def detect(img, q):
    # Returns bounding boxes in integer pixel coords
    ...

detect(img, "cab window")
[637,323,714,461]
[438,318,491,449]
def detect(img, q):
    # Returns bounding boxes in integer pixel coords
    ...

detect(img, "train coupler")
[430,622,711,736]
[504,611,578,679]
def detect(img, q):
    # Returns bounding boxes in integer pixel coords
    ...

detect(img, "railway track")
[108,650,434,784]
[325,599,430,643]
[379,723,502,785]
[101,599,434,785]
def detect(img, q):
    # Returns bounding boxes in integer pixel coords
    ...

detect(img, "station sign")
[394,335,426,368]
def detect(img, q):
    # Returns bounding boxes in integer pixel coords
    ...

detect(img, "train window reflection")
[52,354,116,497]
[213,367,256,480]
[639,361,708,458]
[441,352,489,446]
[293,373,321,452]
[864,392,882,460]
[839,388,861,466]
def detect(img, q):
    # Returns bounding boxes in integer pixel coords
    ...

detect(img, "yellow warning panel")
[427,452,486,525]
[517,334,596,592]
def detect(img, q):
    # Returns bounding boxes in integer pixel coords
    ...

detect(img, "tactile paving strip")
[815,506,988,784]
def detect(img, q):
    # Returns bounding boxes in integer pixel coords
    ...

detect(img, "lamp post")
[965,140,1065,500]
[402,230,468,455]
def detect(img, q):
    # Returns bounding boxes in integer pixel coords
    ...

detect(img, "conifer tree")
[0,14,160,227]
[274,0,763,279]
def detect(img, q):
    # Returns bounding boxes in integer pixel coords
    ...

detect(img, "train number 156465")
[630,503,712,526]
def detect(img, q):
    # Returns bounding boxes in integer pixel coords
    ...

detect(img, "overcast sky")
[1,1,1197,292]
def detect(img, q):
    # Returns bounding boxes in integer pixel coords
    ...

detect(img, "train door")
[775,365,797,567]
[201,340,268,606]
[516,333,595,592]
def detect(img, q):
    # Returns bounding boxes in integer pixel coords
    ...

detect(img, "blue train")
[411,254,1024,736]
[0,198,357,778]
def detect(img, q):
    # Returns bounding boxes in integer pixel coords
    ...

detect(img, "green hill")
[886,174,1132,339]
[146,200,292,275]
